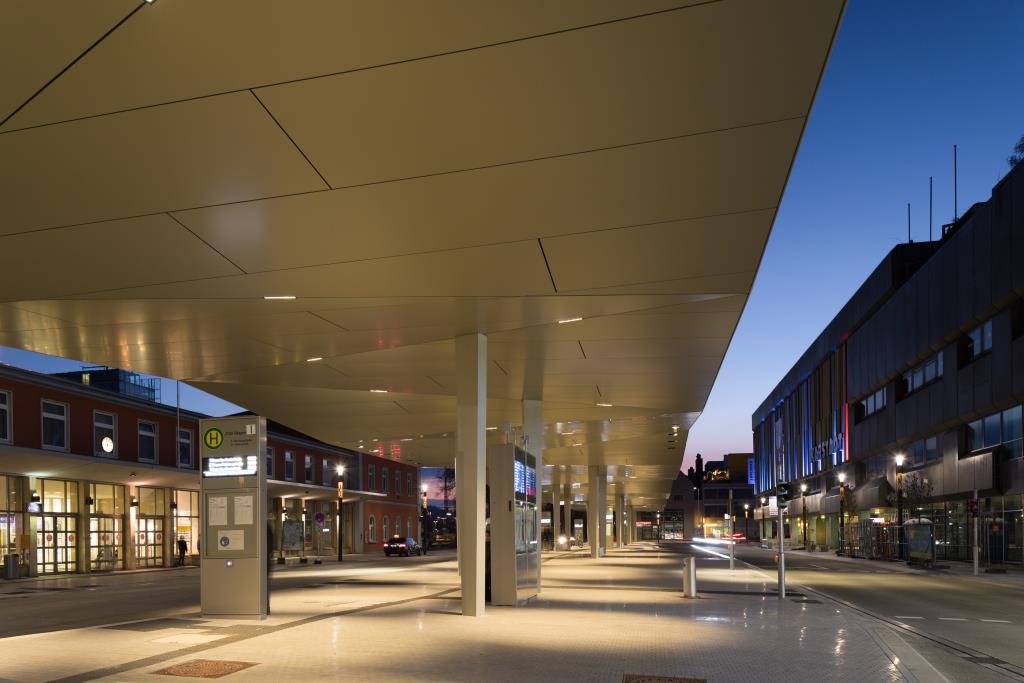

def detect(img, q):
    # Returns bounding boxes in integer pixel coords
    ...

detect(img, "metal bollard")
[682,555,697,598]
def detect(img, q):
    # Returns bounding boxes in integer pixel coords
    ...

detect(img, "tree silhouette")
[1009,134,1024,168]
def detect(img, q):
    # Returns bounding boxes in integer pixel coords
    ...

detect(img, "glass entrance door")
[136,517,164,567]
[90,516,123,571]
[35,515,77,574]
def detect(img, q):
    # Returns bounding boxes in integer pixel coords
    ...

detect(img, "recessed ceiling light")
[557,317,583,324]
[486,426,498,431]
[263,295,296,300]
[596,403,613,407]
[306,357,323,362]
[400,438,413,442]
[369,389,388,393]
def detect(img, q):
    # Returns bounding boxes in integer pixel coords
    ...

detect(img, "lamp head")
[895,453,905,468]
[837,472,846,484]
[800,482,807,493]
[336,464,345,476]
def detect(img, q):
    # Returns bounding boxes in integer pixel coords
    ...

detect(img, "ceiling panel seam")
[4,117,800,239]
[163,212,247,275]
[248,89,331,190]
[0,1,723,135]
[0,2,145,128]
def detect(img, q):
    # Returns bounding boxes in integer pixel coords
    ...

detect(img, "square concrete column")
[563,482,572,539]
[550,467,561,549]
[615,492,625,549]
[523,398,542,591]
[456,333,487,616]
[588,466,602,558]
[597,467,608,554]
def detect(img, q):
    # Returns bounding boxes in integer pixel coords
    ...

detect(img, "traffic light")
[776,482,791,508]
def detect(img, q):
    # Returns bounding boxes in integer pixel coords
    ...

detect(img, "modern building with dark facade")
[752,160,1024,564]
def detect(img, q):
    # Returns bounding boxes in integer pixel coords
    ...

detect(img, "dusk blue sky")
[0,346,243,416]
[682,1,1024,469]
[2,3,1022,469]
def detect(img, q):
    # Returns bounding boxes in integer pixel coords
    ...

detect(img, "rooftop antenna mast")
[929,176,933,241]
[907,203,911,243]
[953,144,959,222]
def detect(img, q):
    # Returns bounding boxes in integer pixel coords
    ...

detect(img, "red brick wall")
[0,375,200,469]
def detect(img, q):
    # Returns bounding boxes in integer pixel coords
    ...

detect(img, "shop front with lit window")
[135,487,166,568]
[35,478,79,574]
[88,483,125,572]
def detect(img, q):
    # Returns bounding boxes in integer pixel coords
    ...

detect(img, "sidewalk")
[755,543,1024,590]
[0,544,912,682]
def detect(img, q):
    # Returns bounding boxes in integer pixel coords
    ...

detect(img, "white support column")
[597,466,608,555]
[615,491,625,549]
[550,467,562,550]
[523,399,543,591]
[588,466,601,558]
[456,333,487,616]
[563,481,573,544]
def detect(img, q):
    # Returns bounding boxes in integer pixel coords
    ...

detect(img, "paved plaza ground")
[0,543,1020,682]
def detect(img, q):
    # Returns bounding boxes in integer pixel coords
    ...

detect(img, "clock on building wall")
[102,436,114,453]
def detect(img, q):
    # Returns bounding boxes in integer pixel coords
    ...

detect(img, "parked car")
[384,536,422,557]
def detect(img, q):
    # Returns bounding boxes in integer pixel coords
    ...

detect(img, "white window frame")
[368,515,376,543]
[304,454,313,483]
[41,399,69,452]
[368,464,375,491]
[406,472,412,497]
[0,390,11,444]
[137,419,158,462]
[382,468,389,494]
[265,446,275,478]
[284,450,295,481]
[93,410,117,457]
[394,517,401,537]
[322,458,331,485]
[383,516,389,540]
[395,471,401,497]
[177,428,193,468]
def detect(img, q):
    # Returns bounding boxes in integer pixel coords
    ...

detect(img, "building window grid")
[284,451,295,481]
[901,352,943,399]
[368,515,376,543]
[395,471,401,497]
[265,446,275,478]
[858,387,887,421]
[965,319,994,362]
[368,464,375,491]
[322,458,331,485]
[407,473,412,497]
[304,455,313,483]
[382,468,389,495]
[41,400,69,451]
[968,405,1024,458]
[138,420,157,462]
[177,428,193,467]
[93,410,116,457]
[0,390,10,443]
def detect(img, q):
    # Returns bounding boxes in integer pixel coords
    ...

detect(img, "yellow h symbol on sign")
[204,428,224,449]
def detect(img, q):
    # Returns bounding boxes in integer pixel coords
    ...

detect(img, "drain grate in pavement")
[153,659,258,679]
[104,617,209,632]
[623,675,705,683]
[698,589,805,598]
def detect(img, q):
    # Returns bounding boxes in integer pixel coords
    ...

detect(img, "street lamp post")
[895,453,905,560]
[421,482,429,555]
[760,496,767,544]
[837,472,846,555]
[799,482,808,548]
[743,503,750,542]
[336,464,345,562]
